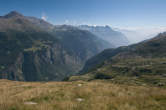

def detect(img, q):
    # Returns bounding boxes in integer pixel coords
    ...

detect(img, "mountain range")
[79,25,129,47]
[0,11,113,81]
[1,11,166,85]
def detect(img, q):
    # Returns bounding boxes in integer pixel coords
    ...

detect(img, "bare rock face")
[0,35,85,81]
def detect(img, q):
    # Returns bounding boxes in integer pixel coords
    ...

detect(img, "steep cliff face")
[0,31,84,81]
[22,44,83,81]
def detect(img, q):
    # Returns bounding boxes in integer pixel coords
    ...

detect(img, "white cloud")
[41,13,48,21]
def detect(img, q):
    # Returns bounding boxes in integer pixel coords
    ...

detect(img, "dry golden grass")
[0,79,166,110]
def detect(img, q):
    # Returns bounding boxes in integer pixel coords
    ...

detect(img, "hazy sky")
[0,0,166,28]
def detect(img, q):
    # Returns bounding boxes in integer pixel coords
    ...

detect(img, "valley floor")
[0,79,166,110]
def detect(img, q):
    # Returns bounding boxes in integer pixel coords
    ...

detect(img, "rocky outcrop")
[0,43,85,81]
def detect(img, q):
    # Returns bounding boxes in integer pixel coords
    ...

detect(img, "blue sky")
[0,0,166,28]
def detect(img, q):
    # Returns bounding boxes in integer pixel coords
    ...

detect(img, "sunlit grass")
[0,79,166,110]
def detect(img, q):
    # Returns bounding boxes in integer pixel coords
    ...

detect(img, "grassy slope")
[71,33,166,86]
[70,57,166,87]
[0,79,166,110]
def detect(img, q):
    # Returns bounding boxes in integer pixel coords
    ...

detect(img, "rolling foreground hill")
[0,11,112,81]
[69,32,166,86]
[0,79,166,110]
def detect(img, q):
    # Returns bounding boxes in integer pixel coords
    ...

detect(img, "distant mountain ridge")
[78,25,129,47]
